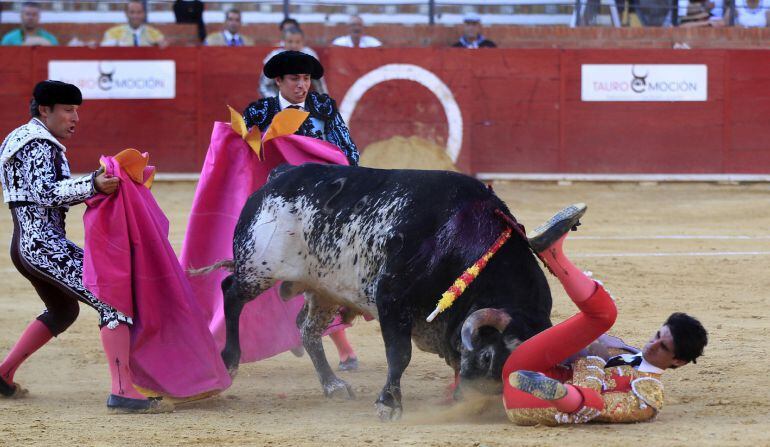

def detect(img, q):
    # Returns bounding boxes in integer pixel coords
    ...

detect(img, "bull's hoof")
[221,349,240,378]
[375,402,402,421]
[323,378,355,400]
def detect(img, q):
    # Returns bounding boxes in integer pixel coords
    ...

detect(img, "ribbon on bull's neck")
[426,226,512,323]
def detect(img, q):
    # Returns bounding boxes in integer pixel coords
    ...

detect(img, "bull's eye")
[480,351,492,365]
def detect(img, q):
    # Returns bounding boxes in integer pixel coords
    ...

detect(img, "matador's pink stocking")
[538,233,596,303]
[99,324,146,400]
[0,319,52,383]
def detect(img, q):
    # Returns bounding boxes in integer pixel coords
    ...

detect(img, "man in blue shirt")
[1,2,58,46]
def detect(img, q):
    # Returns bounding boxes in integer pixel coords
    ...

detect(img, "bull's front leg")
[300,292,354,399]
[221,274,261,377]
[375,305,413,421]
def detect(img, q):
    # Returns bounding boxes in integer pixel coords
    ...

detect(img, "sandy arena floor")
[1,180,769,446]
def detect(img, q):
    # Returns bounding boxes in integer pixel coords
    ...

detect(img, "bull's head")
[457,308,521,394]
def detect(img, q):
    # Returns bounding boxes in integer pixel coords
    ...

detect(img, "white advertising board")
[581,64,707,102]
[48,60,176,99]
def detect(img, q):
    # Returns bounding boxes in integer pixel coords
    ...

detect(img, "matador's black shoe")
[338,357,359,372]
[527,203,587,253]
[508,370,567,401]
[107,394,175,414]
[0,376,27,399]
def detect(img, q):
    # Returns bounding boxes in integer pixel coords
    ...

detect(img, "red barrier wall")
[1,47,769,175]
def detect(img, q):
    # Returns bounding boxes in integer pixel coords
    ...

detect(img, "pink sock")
[99,324,145,400]
[551,384,584,413]
[329,330,356,361]
[0,320,53,383]
[538,233,596,303]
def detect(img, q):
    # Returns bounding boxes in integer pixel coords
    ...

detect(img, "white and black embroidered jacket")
[1,118,95,207]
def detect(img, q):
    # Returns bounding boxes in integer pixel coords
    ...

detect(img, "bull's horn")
[460,308,512,351]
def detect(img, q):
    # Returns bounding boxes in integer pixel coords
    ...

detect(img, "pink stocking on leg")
[0,319,53,383]
[329,329,356,361]
[99,324,145,400]
[538,234,596,303]
[551,384,584,413]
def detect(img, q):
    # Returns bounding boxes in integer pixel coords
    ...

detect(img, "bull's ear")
[503,334,522,352]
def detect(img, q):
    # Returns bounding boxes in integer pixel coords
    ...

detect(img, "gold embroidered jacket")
[506,356,664,426]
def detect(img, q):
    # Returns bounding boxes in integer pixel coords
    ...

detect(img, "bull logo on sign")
[98,62,115,91]
[631,66,648,93]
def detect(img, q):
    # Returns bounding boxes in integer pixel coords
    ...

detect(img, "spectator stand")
[0,0,620,27]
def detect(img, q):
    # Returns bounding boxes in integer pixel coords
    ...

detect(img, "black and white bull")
[219,164,552,420]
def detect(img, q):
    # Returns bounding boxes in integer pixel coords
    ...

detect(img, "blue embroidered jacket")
[242,91,359,166]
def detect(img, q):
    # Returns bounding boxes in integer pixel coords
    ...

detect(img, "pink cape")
[179,123,351,363]
[83,155,232,398]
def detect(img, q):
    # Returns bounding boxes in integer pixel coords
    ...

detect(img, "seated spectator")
[452,14,496,48]
[632,0,690,26]
[280,17,301,32]
[331,15,382,48]
[734,0,770,26]
[713,0,770,26]
[1,2,58,46]
[173,0,206,43]
[260,27,327,98]
[276,17,301,46]
[205,8,253,46]
[678,0,715,27]
[101,0,168,48]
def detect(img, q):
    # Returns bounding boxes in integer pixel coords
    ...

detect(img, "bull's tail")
[188,259,235,276]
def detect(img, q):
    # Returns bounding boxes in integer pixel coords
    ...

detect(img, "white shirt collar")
[278,93,305,111]
[638,354,665,374]
[223,30,238,41]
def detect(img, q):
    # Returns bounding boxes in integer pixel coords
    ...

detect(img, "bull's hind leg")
[300,292,354,399]
[221,274,266,377]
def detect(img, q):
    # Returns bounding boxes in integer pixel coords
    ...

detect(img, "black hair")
[279,17,300,31]
[29,98,41,117]
[665,312,708,364]
[126,0,144,11]
[226,8,241,18]
[30,99,57,118]
[21,2,41,8]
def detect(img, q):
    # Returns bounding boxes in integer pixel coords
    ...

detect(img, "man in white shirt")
[259,27,327,98]
[331,15,382,48]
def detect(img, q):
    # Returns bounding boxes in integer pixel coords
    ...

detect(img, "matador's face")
[39,104,79,140]
[642,324,687,370]
[276,74,311,105]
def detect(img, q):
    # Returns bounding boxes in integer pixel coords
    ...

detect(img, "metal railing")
[0,0,740,27]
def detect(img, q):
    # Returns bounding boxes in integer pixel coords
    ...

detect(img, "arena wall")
[1,46,769,176]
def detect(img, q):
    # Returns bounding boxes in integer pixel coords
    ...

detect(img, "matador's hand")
[95,170,119,195]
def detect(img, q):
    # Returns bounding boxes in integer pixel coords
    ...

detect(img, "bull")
[219,164,552,420]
